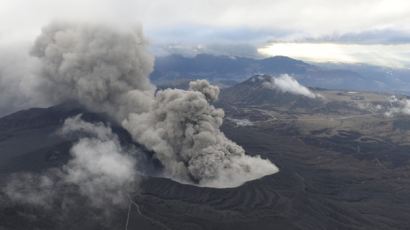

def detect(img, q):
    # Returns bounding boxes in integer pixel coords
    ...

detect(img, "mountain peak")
[219,74,323,109]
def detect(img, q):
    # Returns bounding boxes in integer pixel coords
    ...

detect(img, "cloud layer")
[1,0,410,67]
[2,0,410,42]
[258,42,410,68]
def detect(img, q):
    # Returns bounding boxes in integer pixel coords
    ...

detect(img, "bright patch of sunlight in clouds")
[258,42,410,68]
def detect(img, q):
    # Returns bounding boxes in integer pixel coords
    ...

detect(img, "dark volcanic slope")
[128,123,410,230]
[1,105,410,230]
[0,103,132,174]
[0,104,83,174]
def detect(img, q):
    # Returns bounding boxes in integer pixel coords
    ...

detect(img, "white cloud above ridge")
[262,74,319,98]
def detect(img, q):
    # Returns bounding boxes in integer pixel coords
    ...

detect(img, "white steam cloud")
[61,115,139,206]
[4,172,59,208]
[227,117,254,127]
[4,116,139,208]
[263,74,319,98]
[27,22,278,188]
[385,95,410,117]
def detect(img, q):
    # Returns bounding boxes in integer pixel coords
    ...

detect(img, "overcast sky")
[1,0,410,67]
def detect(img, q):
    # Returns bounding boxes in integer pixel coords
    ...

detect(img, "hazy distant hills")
[152,54,410,94]
[151,54,312,85]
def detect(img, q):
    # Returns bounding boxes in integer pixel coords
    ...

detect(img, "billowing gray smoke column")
[32,22,278,188]
[31,22,155,120]
[124,80,278,187]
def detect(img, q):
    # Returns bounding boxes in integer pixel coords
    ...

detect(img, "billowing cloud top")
[31,22,155,120]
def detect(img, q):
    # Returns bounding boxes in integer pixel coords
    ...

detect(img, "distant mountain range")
[152,54,410,94]
[151,54,311,85]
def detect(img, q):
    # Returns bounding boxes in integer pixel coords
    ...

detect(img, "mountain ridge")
[152,54,410,94]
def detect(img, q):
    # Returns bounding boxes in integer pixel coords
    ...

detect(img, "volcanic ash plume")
[32,22,279,188]
[124,80,278,187]
[31,22,155,121]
